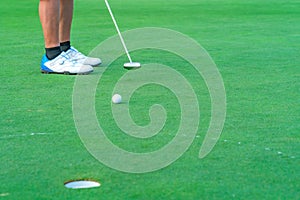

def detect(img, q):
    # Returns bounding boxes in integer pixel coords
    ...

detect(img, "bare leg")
[39,0,60,48]
[59,0,74,43]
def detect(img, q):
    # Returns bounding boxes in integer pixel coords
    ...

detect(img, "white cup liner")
[64,180,101,189]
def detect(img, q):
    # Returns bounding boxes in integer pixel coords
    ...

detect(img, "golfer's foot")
[66,46,102,67]
[40,52,93,75]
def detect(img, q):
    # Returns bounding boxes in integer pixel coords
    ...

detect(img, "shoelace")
[69,48,86,61]
[55,53,77,65]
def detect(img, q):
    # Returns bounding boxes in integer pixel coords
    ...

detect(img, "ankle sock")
[60,41,71,52]
[45,46,62,60]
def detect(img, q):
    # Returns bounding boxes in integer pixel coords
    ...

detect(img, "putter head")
[124,62,141,70]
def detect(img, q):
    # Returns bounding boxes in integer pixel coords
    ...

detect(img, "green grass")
[0,0,299,199]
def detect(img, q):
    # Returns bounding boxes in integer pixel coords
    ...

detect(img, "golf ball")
[112,94,122,104]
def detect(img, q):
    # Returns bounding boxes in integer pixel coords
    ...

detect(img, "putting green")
[0,0,299,199]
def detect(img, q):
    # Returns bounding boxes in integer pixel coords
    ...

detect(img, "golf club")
[104,0,141,70]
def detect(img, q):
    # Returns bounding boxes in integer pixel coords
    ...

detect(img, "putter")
[104,0,141,70]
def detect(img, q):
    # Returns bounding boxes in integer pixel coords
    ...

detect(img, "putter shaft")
[104,0,133,63]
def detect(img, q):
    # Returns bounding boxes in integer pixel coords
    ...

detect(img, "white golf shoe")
[40,52,93,75]
[66,47,102,67]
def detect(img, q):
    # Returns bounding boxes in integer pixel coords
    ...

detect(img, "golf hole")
[64,179,101,189]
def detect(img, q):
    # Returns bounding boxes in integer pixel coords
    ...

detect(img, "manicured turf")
[0,0,299,199]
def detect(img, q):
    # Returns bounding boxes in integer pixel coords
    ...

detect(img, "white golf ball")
[112,94,122,104]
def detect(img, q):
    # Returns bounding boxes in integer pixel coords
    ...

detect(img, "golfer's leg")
[59,0,102,66]
[59,0,73,45]
[39,0,60,48]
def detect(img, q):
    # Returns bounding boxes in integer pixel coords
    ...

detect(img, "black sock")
[45,46,62,60]
[60,41,71,52]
